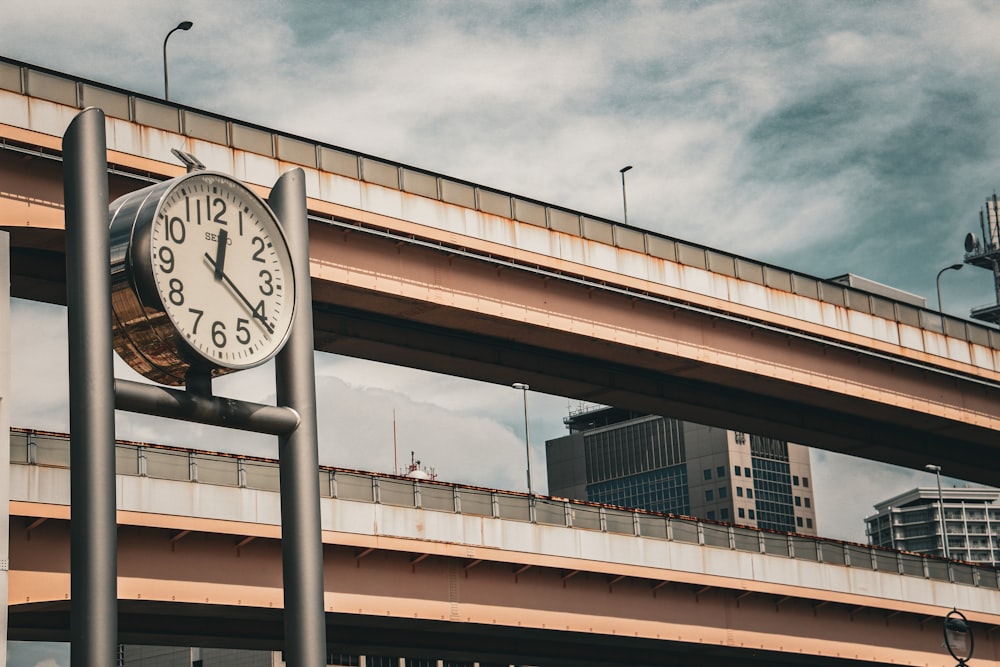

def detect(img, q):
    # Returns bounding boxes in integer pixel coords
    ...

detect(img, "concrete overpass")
[7,428,1000,666]
[3,57,1000,486]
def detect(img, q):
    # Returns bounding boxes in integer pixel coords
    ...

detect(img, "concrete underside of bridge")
[5,601,896,667]
[4,137,1000,487]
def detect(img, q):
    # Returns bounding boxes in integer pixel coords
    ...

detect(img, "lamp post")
[512,383,532,495]
[163,20,194,101]
[925,464,951,560]
[619,165,633,225]
[936,263,963,313]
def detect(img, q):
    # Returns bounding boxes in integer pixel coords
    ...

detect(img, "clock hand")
[203,253,275,335]
[213,229,228,281]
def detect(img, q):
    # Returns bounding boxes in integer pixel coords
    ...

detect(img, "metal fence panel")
[197,455,239,487]
[457,489,492,516]
[846,544,873,569]
[605,508,635,535]
[571,505,602,530]
[245,461,280,491]
[380,479,416,507]
[900,553,925,577]
[637,515,668,539]
[334,472,374,502]
[534,499,566,526]
[874,551,898,574]
[732,527,760,552]
[790,536,819,561]
[34,434,70,467]
[820,542,846,565]
[115,445,140,476]
[419,485,455,512]
[671,518,700,544]
[497,494,530,521]
[763,533,790,557]
[145,449,189,481]
[702,524,731,548]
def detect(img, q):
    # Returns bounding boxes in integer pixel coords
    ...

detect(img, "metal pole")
[935,264,963,312]
[270,168,327,666]
[927,464,950,560]
[162,21,193,101]
[64,107,117,667]
[114,379,300,435]
[619,165,633,226]
[513,383,532,494]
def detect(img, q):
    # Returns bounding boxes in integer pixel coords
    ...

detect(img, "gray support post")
[270,168,327,666]
[64,108,117,666]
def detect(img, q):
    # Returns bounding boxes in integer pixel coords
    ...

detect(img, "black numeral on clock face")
[212,320,227,348]
[259,269,274,295]
[212,197,227,225]
[251,236,267,263]
[158,246,174,273]
[189,308,204,334]
[165,217,186,244]
[236,318,250,345]
[168,278,184,306]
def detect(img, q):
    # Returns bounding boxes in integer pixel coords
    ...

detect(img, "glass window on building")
[793,475,800,485]
[748,510,756,519]
[736,487,743,497]
[744,467,751,477]
[705,489,714,501]
[716,465,726,478]
[803,477,809,487]
[746,488,753,499]
[734,465,742,476]
[738,507,745,518]
[703,468,712,480]
[804,497,811,508]
[719,487,728,499]
[794,496,801,506]
[721,508,730,520]
[796,516,803,527]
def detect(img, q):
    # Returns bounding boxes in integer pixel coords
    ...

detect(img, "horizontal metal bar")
[114,379,300,436]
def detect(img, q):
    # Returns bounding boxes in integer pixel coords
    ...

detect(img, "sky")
[3,1,999,662]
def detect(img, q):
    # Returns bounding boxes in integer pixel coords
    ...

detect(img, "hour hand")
[213,229,228,281]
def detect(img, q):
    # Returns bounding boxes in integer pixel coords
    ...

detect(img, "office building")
[865,487,1000,565]
[545,406,817,535]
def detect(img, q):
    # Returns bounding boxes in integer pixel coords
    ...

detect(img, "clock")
[109,171,296,386]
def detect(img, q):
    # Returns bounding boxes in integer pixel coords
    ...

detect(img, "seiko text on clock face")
[149,175,295,369]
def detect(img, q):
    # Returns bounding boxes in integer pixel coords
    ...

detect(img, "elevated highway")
[2,55,1000,484]
[8,429,1000,666]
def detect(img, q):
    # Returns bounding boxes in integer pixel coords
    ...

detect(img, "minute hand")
[203,253,274,335]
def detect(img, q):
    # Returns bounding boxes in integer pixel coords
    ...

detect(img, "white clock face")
[148,174,295,370]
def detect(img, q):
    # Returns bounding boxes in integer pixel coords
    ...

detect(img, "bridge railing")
[10,427,999,590]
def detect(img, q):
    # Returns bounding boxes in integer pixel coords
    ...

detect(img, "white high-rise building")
[865,487,1000,565]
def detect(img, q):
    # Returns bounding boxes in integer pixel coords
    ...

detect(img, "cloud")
[6,0,999,544]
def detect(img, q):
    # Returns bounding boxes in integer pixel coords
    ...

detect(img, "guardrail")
[11,428,999,590]
[3,55,1000,354]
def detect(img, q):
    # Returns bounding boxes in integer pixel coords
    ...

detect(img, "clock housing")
[109,171,296,386]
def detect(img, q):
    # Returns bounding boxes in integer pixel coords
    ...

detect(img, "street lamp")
[925,464,951,560]
[163,20,194,101]
[512,383,532,495]
[936,263,963,313]
[619,165,633,225]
